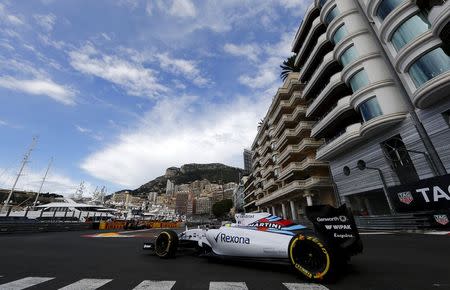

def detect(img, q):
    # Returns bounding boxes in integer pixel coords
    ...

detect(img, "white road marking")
[58,279,112,290]
[283,283,330,290]
[0,277,54,290]
[209,282,248,290]
[132,280,176,290]
[424,231,450,235]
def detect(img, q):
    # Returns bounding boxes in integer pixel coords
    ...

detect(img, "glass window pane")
[409,47,450,87]
[349,70,369,92]
[359,97,383,122]
[376,0,405,21]
[319,0,328,7]
[340,45,358,66]
[325,6,340,25]
[391,13,430,51]
[332,25,347,44]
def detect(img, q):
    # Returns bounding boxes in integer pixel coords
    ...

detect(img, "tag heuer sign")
[434,214,449,226]
[397,191,414,205]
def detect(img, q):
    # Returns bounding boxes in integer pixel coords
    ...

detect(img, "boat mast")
[2,136,38,212]
[33,157,53,208]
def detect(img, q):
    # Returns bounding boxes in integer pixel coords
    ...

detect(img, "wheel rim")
[155,232,170,255]
[292,239,327,273]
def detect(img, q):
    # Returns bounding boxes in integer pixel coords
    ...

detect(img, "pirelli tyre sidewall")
[288,234,333,281]
[155,230,178,258]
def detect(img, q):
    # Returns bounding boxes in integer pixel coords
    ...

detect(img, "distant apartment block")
[290,0,449,217]
[243,72,336,221]
[243,149,252,174]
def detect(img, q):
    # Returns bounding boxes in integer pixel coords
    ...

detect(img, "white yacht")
[1,198,117,222]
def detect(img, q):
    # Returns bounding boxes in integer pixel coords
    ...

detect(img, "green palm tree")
[280,54,300,81]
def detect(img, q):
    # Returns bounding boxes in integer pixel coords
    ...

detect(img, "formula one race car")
[143,205,362,281]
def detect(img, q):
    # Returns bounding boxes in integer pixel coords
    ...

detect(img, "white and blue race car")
[144,205,363,281]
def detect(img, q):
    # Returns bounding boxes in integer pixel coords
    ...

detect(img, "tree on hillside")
[280,54,300,81]
[212,199,233,218]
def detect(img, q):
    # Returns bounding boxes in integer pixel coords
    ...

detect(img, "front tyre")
[288,234,334,281]
[155,230,178,258]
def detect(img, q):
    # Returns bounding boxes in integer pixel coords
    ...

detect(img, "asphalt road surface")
[0,229,449,290]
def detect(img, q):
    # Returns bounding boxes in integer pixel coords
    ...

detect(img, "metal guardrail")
[0,221,92,234]
[355,214,432,230]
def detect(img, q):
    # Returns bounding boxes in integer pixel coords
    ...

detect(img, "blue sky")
[0,0,311,195]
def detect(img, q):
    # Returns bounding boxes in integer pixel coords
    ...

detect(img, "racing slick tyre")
[288,234,335,281]
[155,230,179,258]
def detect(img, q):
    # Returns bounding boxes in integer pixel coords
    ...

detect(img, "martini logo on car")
[397,191,414,205]
[248,222,282,229]
[214,233,250,244]
[434,214,449,225]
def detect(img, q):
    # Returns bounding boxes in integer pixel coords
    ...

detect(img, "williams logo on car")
[434,214,449,226]
[397,191,414,205]
[214,233,250,244]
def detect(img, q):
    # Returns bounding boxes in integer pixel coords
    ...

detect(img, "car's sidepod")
[205,226,291,259]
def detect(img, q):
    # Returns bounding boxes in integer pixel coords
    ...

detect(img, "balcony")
[311,96,352,137]
[272,106,308,138]
[269,91,303,126]
[255,176,331,206]
[278,138,324,164]
[300,34,333,83]
[360,112,407,137]
[295,18,325,67]
[316,123,362,160]
[263,178,277,190]
[261,165,274,179]
[275,121,315,151]
[292,3,319,53]
[278,157,328,180]
[306,72,344,117]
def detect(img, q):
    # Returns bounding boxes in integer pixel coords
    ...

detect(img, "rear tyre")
[155,230,178,258]
[288,234,335,281]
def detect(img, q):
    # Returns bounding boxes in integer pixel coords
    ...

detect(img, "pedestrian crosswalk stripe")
[58,279,113,290]
[0,277,54,290]
[283,283,330,290]
[132,280,176,290]
[209,282,248,290]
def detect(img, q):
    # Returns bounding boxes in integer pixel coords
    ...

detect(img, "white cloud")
[237,32,294,90]
[0,3,24,26]
[223,43,260,62]
[156,53,210,87]
[34,14,56,31]
[0,77,76,105]
[0,120,7,126]
[81,91,273,187]
[69,44,168,98]
[0,166,95,196]
[75,125,103,141]
[75,125,91,134]
[169,0,196,18]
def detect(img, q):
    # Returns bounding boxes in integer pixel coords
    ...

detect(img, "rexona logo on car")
[214,233,250,244]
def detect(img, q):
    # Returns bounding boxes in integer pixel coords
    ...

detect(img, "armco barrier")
[0,222,93,234]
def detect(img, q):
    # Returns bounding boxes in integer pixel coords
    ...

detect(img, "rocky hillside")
[131,163,245,196]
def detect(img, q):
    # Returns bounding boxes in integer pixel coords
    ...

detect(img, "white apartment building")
[291,0,449,217]
[243,73,336,222]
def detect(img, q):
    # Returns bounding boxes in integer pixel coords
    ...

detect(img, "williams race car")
[143,205,363,281]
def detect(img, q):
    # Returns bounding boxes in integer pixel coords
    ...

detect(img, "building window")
[359,97,383,122]
[319,0,328,7]
[332,24,348,44]
[442,109,450,126]
[324,6,340,25]
[348,69,369,92]
[376,0,405,21]
[340,45,358,67]
[409,47,450,88]
[391,12,430,51]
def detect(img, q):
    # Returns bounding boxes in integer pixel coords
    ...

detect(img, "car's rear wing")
[305,204,363,257]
